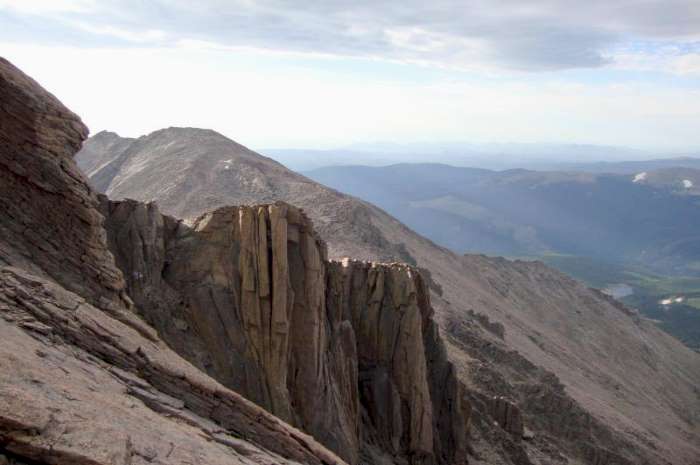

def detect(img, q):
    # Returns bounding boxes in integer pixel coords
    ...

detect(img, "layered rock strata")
[0,59,126,311]
[0,266,344,465]
[0,56,342,465]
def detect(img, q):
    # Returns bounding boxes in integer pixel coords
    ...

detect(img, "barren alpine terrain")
[4,1,700,464]
[77,126,700,464]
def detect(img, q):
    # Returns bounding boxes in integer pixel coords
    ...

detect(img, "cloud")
[0,0,96,14]
[1,0,699,71]
[673,54,700,75]
[4,41,698,151]
[612,42,700,76]
[70,21,167,43]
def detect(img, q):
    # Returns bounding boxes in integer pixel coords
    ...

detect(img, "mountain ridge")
[0,62,471,465]
[78,126,700,465]
[305,163,700,274]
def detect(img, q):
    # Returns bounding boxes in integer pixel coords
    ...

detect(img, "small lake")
[603,283,634,299]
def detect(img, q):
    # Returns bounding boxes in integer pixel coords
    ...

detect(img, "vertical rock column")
[328,261,436,462]
[238,203,293,422]
[239,203,361,462]
[270,203,291,403]
[102,200,468,465]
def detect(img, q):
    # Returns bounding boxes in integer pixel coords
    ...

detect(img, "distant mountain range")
[551,158,700,174]
[261,143,700,172]
[306,163,700,274]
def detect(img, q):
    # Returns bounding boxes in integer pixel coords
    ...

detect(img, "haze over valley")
[263,144,700,172]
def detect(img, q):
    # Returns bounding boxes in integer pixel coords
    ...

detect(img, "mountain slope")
[1,56,476,465]
[551,157,700,174]
[78,128,700,465]
[0,57,344,465]
[633,167,700,195]
[82,128,420,263]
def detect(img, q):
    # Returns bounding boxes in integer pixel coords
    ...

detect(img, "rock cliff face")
[0,266,343,465]
[0,56,395,465]
[0,56,469,465]
[0,58,125,312]
[100,198,470,465]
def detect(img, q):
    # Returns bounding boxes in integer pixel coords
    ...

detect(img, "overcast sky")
[1,0,699,151]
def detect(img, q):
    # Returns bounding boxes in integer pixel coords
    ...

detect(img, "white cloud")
[612,48,700,76]
[3,42,699,151]
[672,54,700,76]
[3,0,700,72]
[0,0,96,14]
[70,21,167,43]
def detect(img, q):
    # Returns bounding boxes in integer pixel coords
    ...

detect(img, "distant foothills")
[262,143,700,171]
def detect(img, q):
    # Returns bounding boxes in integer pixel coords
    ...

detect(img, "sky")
[1,0,700,152]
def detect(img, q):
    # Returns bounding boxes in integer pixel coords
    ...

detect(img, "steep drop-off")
[79,127,700,464]
[0,56,347,465]
[0,56,473,465]
[100,198,470,465]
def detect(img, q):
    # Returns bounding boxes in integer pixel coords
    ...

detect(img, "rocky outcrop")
[101,198,470,465]
[327,260,470,464]
[0,266,344,465]
[0,57,347,465]
[77,115,700,465]
[445,308,660,465]
[0,58,126,311]
[489,397,523,437]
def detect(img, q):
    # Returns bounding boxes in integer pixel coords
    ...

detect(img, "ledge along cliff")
[0,57,469,465]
